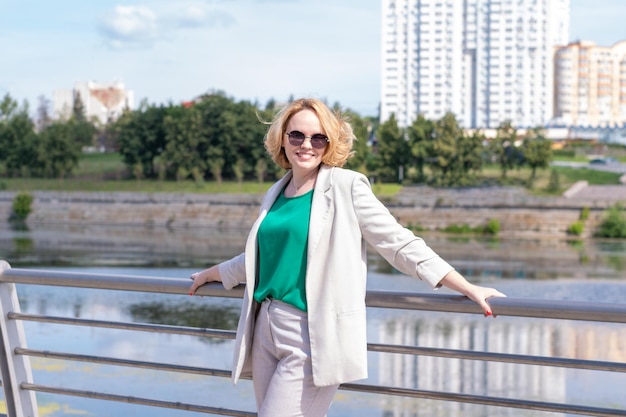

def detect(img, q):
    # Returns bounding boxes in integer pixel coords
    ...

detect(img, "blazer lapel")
[308,165,333,259]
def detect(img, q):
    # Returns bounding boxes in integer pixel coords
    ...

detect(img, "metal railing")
[0,261,625,417]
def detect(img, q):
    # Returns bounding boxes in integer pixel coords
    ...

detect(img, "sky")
[2,0,626,118]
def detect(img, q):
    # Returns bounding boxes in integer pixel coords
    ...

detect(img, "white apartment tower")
[380,0,570,129]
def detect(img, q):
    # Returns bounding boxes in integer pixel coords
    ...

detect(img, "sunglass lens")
[289,131,305,140]
[311,135,328,148]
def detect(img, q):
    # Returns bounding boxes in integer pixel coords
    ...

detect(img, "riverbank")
[1,182,624,237]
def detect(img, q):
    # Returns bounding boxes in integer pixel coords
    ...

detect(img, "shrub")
[580,206,590,221]
[483,218,501,235]
[442,224,474,234]
[10,192,34,221]
[596,204,626,238]
[567,220,585,236]
[441,219,501,235]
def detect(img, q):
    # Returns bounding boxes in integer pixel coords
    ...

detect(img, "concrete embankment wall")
[0,185,621,238]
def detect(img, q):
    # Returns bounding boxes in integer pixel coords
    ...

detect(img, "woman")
[189,98,505,417]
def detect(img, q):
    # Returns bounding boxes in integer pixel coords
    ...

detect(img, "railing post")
[0,261,39,417]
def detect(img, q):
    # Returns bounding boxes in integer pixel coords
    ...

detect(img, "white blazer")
[219,165,454,387]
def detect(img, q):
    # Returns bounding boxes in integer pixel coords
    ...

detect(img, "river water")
[0,224,625,417]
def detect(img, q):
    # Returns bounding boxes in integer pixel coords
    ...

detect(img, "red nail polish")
[485,311,492,316]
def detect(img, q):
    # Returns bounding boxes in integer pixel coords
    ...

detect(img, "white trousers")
[252,298,339,417]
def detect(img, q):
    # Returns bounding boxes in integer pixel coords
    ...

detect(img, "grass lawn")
[479,164,622,194]
[75,152,127,177]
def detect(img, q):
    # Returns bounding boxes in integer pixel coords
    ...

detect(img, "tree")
[343,110,372,173]
[207,155,224,184]
[195,93,275,181]
[37,122,82,178]
[522,127,553,182]
[375,114,409,183]
[115,101,169,179]
[68,91,97,148]
[0,93,18,122]
[69,118,97,149]
[406,114,434,182]
[490,120,523,180]
[0,95,39,177]
[255,158,267,184]
[162,104,206,180]
[455,129,484,185]
[72,91,87,123]
[233,158,245,187]
[429,112,466,186]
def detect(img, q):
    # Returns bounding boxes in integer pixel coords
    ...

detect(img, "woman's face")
[283,109,327,173]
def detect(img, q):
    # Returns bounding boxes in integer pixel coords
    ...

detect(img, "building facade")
[53,81,134,125]
[553,40,626,128]
[380,0,570,129]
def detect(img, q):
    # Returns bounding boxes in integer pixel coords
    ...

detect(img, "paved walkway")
[566,184,626,202]
[552,161,626,202]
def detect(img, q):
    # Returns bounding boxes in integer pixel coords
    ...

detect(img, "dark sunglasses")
[285,131,329,149]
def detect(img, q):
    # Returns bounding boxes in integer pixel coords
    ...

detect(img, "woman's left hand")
[464,284,507,317]
[439,270,506,317]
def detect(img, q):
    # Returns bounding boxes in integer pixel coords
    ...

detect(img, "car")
[589,157,619,165]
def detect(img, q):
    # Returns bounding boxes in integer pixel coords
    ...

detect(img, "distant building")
[380,0,570,129]
[53,81,134,125]
[553,40,626,128]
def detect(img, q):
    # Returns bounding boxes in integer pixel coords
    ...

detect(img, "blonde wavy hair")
[263,98,355,170]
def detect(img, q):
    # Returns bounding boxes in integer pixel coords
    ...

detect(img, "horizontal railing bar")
[365,290,626,323]
[8,312,235,340]
[0,268,243,298]
[11,310,622,374]
[367,343,626,373]
[15,347,232,378]
[340,382,626,417]
[21,347,626,417]
[2,268,626,322]
[20,382,256,417]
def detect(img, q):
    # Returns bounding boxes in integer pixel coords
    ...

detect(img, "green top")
[254,188,313,311]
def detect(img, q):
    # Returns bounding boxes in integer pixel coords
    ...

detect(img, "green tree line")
[0,93,95,178]
[0,91,554,186]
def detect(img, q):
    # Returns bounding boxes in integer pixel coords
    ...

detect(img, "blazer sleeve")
[350,174,454,288]
[218,252,246,290]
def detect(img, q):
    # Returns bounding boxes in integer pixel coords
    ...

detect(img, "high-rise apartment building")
[380,0,570,129]
[553,40,626,127]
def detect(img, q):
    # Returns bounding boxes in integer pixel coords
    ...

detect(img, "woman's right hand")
[189,265,221,295]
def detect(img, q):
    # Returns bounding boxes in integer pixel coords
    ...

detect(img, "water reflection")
[1,224,625,281]
[129,301,240,338]
[371,309,626,417]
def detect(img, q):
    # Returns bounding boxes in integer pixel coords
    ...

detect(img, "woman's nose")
[300,137,313,148]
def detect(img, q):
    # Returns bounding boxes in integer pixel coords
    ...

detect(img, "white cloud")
[169,5,236,29]
[97,3,236,48]
[99,5,159,48]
